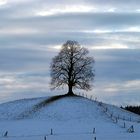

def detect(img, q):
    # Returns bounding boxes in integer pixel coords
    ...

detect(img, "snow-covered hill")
[0,95,140,140]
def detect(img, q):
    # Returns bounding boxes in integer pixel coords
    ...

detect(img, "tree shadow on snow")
[16,94,78,119]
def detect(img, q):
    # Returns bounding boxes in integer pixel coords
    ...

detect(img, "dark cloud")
[1,13,140,30]
[94,49,140,81]
[86,0,140,8]
[0,12,140,50]
[0,47,56,72]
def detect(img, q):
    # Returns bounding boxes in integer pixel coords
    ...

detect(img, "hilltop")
[0,95,140,140]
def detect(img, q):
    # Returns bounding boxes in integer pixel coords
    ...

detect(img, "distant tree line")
[121,106,140,115]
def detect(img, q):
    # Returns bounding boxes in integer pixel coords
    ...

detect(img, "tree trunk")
[67,84,74,95]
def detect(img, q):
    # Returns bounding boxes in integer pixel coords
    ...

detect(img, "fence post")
[110,113,113,118]
[44,136,47,140]
[93,128,96,134]
[123,122,126,128]
[115,117,118,123]
[94,137,96,140]
[50,129,53,135]
[3,131,8,137]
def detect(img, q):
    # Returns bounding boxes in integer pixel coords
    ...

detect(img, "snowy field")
[0,95,140,140]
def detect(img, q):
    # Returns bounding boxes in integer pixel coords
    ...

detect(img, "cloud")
[36,5,96,16]
[0,0,7,6]
[0,12,140,47]
[0,0,140,105]
[104,80,140,92]
[92,79,140,106]
[95,49,140,79]
[0,47,139,105]
[85,0,140,11]
[91,43,128,49]
[0,47,55,73]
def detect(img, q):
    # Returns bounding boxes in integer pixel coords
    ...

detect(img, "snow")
[0,95,140,140]
[0,97,49,120]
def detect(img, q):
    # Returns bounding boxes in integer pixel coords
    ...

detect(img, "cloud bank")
[0,0,140,105]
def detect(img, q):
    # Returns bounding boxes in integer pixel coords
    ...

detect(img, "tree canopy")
[50,40,95,95]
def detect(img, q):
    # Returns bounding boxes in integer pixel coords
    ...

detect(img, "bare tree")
[50,40,95,95]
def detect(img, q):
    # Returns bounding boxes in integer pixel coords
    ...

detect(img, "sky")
[0,0,140,105]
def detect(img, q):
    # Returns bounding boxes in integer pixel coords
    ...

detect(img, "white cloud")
[0,73,50,93]
[49,43,128,50]
[0,76,15,84]
[103,80,140,93]
[83,29,112,34]
[0,28,39,35]
[91,43,128,49]
[91,80,140,104]
[107,8,116,12]
[124,80,140,88]
[36,5,96,16]
[0,0,7,6]
[51,45,62,50]
[83,26,140,34]
[6,0,33,4]
[126,26,140,32]
[136,9,140,12]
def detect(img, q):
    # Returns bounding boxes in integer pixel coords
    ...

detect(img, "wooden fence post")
[93,128,96,134]
[110,113,113,118]
[3,131,8,137]
[44,136,47,140]
[115,117,118,123]
[51,129,53,135]
[123,122,126,128]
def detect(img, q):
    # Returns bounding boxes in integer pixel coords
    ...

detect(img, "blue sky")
[0,0,140,105]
